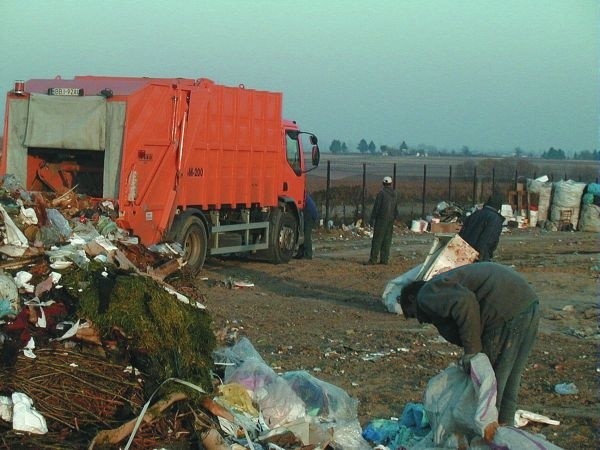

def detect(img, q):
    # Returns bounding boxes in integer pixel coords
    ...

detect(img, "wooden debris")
[90,391,187,448]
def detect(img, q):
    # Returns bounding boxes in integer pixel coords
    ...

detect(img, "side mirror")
[311,145,320,167]
[309,135,318,146]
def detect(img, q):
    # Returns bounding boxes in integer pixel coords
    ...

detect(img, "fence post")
[472,167,477,204]
[393,163,397,190]
[421,164,427,218]
[362,163,366,224]
[514,169,518,190]
[492,167,496,194]
[448,165,452,201]
[325,160,331,227]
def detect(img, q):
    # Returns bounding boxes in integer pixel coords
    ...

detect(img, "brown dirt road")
[173,227,599,449]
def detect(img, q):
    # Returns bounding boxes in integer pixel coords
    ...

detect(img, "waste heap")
[0,175,217,449]
[0,175,373,450]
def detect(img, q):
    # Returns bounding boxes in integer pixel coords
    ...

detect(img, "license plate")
[47,87,84,96]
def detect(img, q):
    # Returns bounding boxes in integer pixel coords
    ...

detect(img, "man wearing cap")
[459,193,505,261]
[367,176,399,265]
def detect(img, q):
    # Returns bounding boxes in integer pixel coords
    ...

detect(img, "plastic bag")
[410,353,563,449]
[382,264,423,314]
[0,204,29,256]
[46,209,72,240]
[422,354,497,446]
[578,204,600,233]
[282,370,358,421]
[213,336,267,380]
[215,338,305,429]
[12,392,48,434]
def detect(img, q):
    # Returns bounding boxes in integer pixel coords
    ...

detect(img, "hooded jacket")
[415,262,538,354]
[459,203,504,261]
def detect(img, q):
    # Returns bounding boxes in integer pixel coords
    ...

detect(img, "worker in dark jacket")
[399,262,539,438]
[368,176,399,264]
[296,193,319,259]
[459,194,505,261]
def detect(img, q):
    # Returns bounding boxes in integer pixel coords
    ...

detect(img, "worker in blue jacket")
[459,194,505,261]
[296,193,319,259]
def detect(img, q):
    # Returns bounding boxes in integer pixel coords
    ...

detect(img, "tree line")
[328,138,599,161]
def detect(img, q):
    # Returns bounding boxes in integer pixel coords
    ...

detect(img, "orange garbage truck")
[1,76,320,271]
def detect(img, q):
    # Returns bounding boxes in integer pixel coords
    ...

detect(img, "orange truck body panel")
[1,76,311,246]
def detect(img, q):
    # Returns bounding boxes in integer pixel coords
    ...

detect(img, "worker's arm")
[370,193,382,226]
[475,217,502,260]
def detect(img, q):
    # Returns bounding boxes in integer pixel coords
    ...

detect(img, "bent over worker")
[399,262,539,439]
[368,176,399,264]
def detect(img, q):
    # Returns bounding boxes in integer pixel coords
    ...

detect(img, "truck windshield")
[285,130,302,174]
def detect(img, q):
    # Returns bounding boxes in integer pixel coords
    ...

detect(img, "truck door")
[281,129,306,202]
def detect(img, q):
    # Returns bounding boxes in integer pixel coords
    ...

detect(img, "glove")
[459,353,476,373]
[484,421,499,443]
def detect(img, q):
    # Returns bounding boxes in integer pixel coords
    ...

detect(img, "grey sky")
[1,0,598,154]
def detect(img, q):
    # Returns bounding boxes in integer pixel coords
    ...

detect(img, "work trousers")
[303,218,315,259]
[369,220,394,264]
[482,301,540,424]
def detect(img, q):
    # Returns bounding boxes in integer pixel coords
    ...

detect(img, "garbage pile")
[0,175,220,448]
[0,175,377,449]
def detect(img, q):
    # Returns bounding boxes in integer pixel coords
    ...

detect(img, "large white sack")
[527,177,552,222]
[382,264,423,314]
[578,203,600,232]
[550,180,586,229]
[410,354,563,449]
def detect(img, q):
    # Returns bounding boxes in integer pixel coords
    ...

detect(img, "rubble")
[0,176,219,448]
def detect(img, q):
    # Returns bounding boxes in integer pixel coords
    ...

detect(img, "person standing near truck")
[296,193,319,259]
[367,176,399,265]
[399,262,540,440]
[459,193,504,261]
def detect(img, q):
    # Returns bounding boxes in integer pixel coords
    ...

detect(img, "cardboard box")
[418,234,479,281]
[430,222,461,234]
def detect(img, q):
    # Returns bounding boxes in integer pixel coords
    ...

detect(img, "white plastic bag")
[423,354,497,445]
[12,392,48,434]
[411,354,563,449]
[382,264,423,314]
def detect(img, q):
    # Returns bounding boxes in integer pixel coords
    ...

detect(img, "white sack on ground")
[550,180,586,229]
[527,177,552,222]
[382,264,423,314]
[577,203,600,232]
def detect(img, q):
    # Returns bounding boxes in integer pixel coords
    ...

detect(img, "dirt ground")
[172,226,599,449]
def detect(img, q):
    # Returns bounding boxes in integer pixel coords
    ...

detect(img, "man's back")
[459,205,503,260]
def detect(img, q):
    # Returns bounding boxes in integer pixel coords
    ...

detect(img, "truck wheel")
[176,216,208,274]
[267,210,298,264]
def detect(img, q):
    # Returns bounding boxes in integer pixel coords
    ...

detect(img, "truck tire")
[176,216,208,274]
[267,210,298,264]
